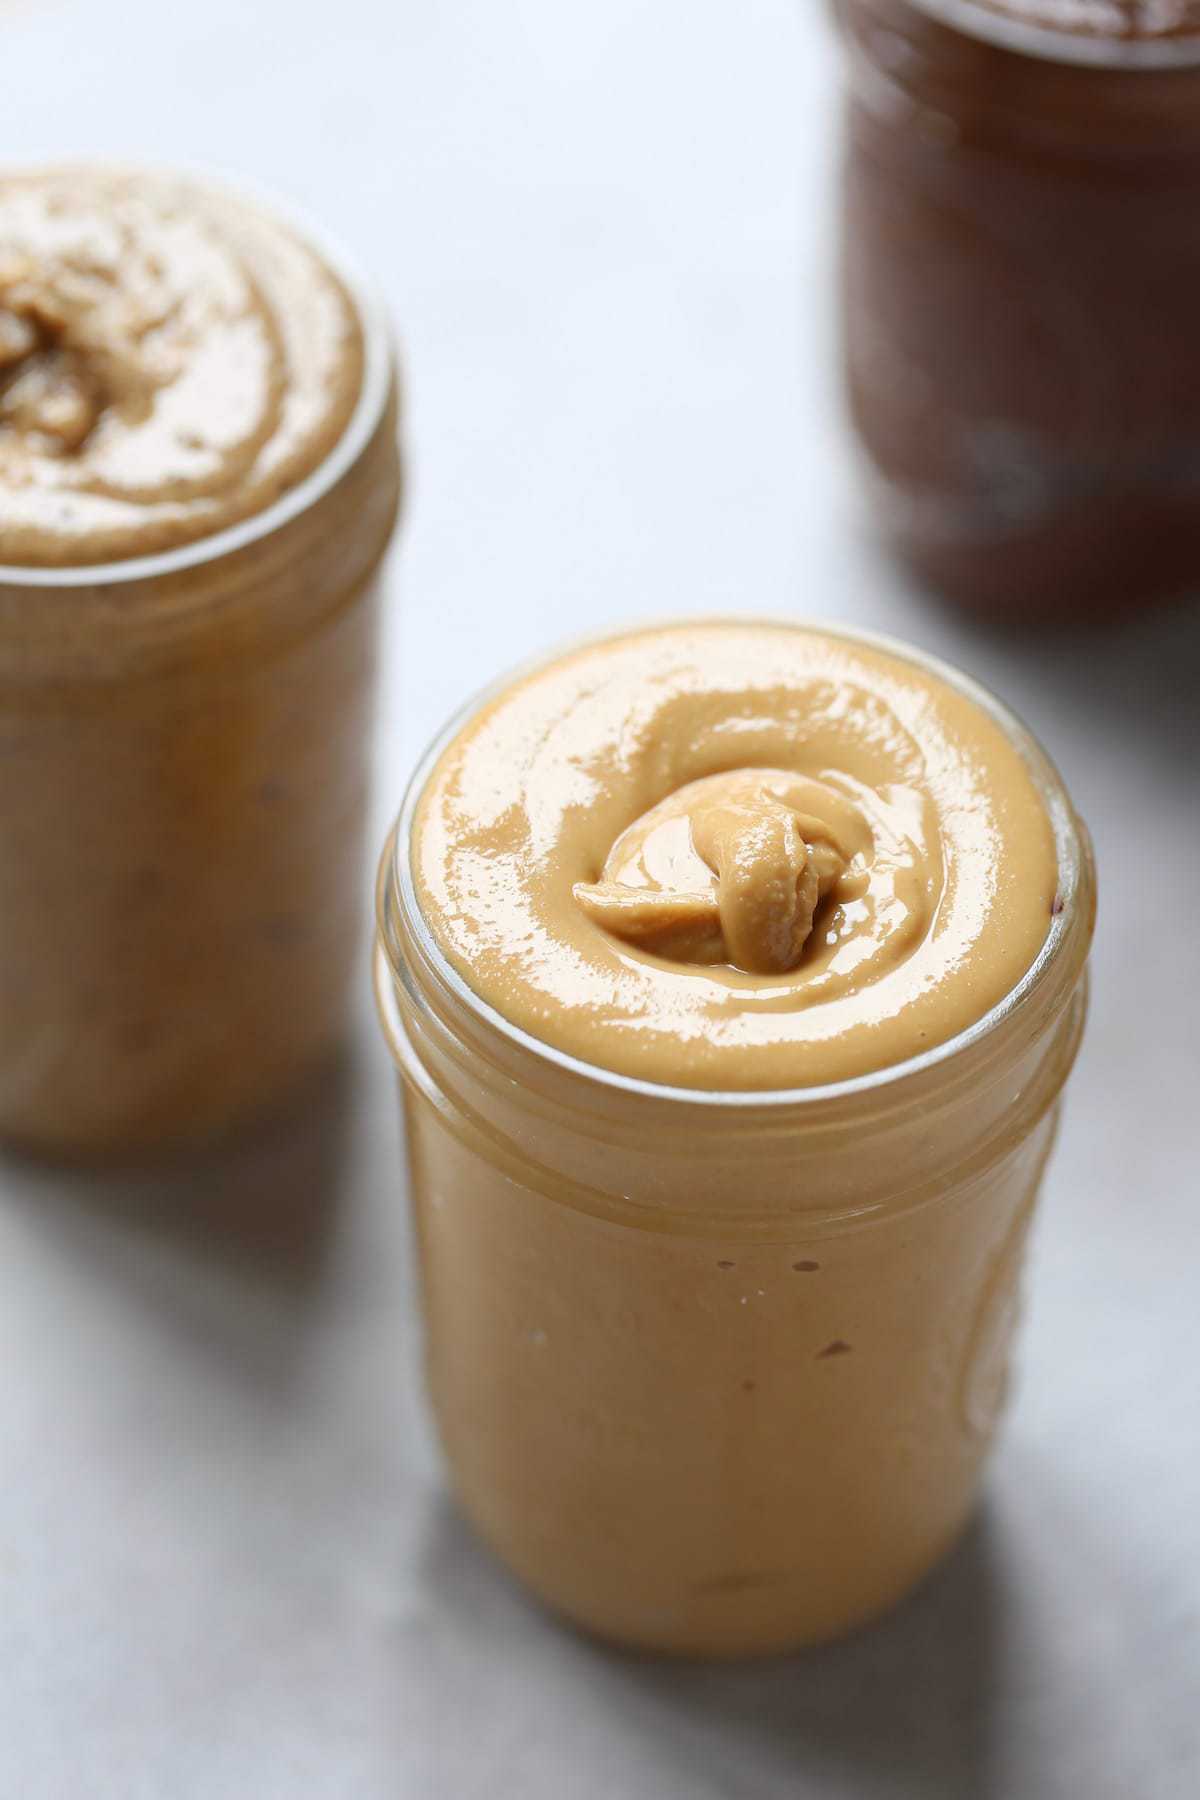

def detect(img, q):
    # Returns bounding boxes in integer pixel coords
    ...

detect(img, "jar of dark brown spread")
[832,1,1200,616]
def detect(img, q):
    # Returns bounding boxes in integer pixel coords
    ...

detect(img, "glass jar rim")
[0,161,395,590]
[380,617,1090,1114]
[904,0,1200,68]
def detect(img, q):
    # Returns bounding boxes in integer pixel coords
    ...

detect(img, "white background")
[3,1,1199,1794]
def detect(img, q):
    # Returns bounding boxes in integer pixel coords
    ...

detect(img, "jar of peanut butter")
[374,621,1095,1657]
[833,1,1200,616]
[0,167,401,1156]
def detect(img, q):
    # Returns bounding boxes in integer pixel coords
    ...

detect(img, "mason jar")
[833,0,1200,616]
[0,176,401,1157]
[374,629,1095,1658]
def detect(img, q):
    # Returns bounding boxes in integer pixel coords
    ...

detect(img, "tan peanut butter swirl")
[574,770,869,975]
[412,623,1058,1090]
[0,167,363,566]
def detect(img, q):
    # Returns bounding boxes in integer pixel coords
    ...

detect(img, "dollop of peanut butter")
[574,770,864,974]
[0,167,363,566]
[412,623,1059,1090]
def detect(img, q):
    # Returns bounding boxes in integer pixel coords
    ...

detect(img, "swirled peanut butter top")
[0,167,363,566]
[412,623,1059,1090]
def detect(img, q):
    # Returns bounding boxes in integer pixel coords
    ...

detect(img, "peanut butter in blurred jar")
[375,622,1095,1657]
[0,167,401,1157]
[833,1,1200,616]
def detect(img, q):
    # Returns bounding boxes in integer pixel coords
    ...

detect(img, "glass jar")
[833,0,1200,616]
[374,632,1096,1658]
[0,235,401,1158]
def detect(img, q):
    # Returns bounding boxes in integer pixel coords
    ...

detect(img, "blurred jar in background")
[832,1,1200,616]
[0,168,401,1157]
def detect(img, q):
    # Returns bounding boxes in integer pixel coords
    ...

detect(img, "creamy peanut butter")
[379,621,1093,1655]
[413,622,1057,1090]
[0,165,399,1157]
[0,167,363,565]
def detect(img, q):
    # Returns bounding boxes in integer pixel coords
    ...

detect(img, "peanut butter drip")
[0,168,363,566]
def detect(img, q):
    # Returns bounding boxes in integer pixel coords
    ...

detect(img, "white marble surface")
[3,1,1199,1794]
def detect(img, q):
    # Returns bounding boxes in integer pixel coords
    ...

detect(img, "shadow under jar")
[833,1,1200,617]
[0,168,401,1157]
[374,621,1096,1658]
